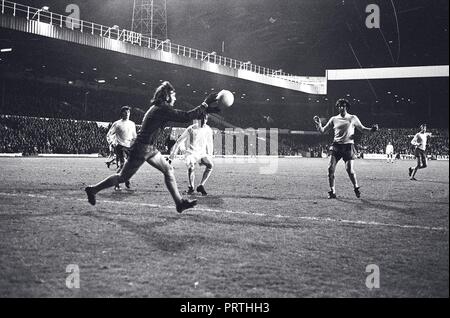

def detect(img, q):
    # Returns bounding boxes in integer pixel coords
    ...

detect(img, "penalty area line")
[0,192,447,232]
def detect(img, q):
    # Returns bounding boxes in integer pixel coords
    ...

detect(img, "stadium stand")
[2,115,448,157]
[360,128,449,156]
[0,115,176,156]
[0,115,109,155]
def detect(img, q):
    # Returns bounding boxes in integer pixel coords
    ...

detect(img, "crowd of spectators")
[360,128,449,156]
[1,115,448,157]
[0,115,109,155]
[0,115,175,156]
[279,135,329,157]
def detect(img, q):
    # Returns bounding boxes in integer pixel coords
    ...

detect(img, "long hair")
[335,98,351,110]
[151,81,175,105]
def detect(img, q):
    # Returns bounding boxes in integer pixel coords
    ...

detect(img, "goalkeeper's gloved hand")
[203,93,219,106]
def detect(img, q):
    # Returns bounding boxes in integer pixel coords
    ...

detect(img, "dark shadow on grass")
[0,213,57,220]
[410,179,449,185]
[195,195,225,208]
[186,194,278,209]
[99,190,146,201]
[89,213,235,253]
[187,194,277,201]
[337,198,422,215]
[363,198,449,205]
[186,213,308,232]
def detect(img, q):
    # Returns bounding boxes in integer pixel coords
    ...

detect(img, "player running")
[409,124,431,181]
[105,130,117,170]
[106,106,137,190]
[169,113,214,196]
[386,142,394,163]
[85,81,220,213]
[314,99,379,199]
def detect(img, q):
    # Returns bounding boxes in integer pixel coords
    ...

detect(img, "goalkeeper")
[85,81,220,213]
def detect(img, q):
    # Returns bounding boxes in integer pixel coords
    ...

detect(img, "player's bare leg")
[85,159,141,205]
[187,167,195,194]
[327,156,337,199]
[147,152,197,213]
[346,160,361,198]
[197,157,213,196]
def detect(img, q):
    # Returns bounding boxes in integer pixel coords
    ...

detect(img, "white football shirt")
[171,123,213,158]
[107,119,137,148]
[411,132,430,151]
[386,144,394,154]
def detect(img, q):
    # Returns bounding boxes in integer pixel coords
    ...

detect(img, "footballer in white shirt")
[169,114,214,196]
[106,106,137,189]
[409,124,432,180]
[386,142,395,163]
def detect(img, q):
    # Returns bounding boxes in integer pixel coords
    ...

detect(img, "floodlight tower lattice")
[131,0,168,40]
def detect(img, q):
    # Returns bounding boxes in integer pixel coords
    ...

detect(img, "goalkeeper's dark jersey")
[135,102,207,146]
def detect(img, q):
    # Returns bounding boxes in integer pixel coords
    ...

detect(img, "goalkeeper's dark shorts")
[330,143,357,162]
[128,142,159,164]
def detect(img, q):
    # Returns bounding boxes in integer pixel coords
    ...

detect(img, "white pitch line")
[0,192,448,232]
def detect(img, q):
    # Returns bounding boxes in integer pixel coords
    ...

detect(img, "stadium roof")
[13,0,447,73]
[0,0,448,127]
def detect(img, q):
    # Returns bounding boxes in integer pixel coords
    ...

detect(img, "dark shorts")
[128,142,159,164]
[115,145,130,164]
[330,143,357,162]
[414,148,427,165]
[118,143,169,181]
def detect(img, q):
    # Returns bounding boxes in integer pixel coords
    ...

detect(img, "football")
[217,90,234,108]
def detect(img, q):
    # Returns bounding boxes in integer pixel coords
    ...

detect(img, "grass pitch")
[0,157,448,297]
